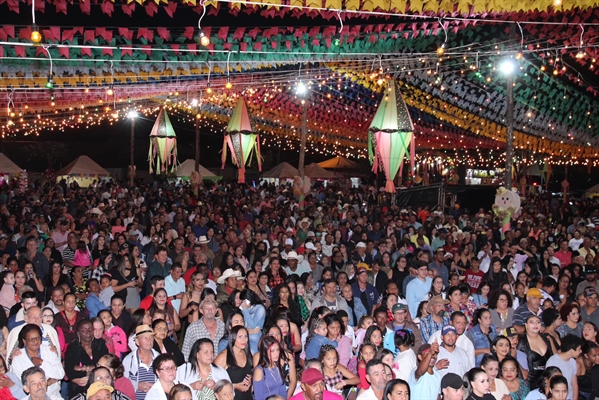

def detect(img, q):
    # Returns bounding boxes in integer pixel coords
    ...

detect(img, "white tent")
[175,159,218,180]
[261,162,299,178]
[586,183,599,198]
[0,153,22,176]
[56,156,110,187]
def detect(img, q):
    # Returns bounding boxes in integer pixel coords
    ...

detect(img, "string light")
[225,78,233,90]
[106,86,114,96]
[31,24,41,45]
[45,76,53,89]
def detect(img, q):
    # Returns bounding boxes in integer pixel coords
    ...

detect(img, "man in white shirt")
[356,360,389,400]
[477,242,492,273]
[165,263,186,313]
[436,325,473,378]
[6,306,61,365]
[285,251,310,277]
[428,311,475,367]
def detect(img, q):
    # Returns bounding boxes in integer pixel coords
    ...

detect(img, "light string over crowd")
[0,177,597,400]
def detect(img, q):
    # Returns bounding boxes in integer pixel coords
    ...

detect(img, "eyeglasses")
[159,366,177,372]
[26,336,42,343]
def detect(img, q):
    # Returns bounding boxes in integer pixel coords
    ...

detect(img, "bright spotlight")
[128,110,138,119]
[191,98,199,107]
[500,59,516,75]
[296,81,307,96]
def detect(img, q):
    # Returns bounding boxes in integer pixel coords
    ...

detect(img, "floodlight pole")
[129,117,135,186]
[195,116,200,173]
[505,73,514,188]
[298,100,307,179]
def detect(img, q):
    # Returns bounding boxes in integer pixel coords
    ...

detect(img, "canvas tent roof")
[261,162,298,178]
[522,164,542,176]
[0,153,21,175]
[317,156,358,170]
[56,156,110,176]
[175,159,216,177]
[586,183,599,197]
[304,163,336,178]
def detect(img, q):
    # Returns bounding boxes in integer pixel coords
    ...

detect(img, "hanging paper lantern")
[148,108,179,174]
[221,97,262,183]
[368,80,415,193]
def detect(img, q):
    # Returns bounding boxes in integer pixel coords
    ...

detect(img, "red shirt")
[464,269,485,293]
[140,294,172,310]
[183,266,198,286]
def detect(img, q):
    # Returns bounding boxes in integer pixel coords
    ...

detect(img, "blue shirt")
[305,334,337,360]
[351,282,379,312]
[420,314,450,343]
[406,277,432,319]
[86,293,105,318]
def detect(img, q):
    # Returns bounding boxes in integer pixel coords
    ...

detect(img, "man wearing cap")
[420,296,450,343]
[437,325,473,378]
[406,260,432,319]
[351,265,379,314]
[428,311,475,367]
[383,303,423,351]
[86,382,115,400]
[123,325,160,400]
[288,367,342,400]
[181,298,225,362]
[354,242,373,266]
[296,218,311,244]
[285,251,311,277]
[581,287,599,328]
[356,359,389,400]
[216,269,244,305]
[576,265,599,297]
[22,366,61,400]
[409,343,443,400]
[311,279,349,314]
[0,234,16,258]
[513,288,544,334]
[440,373,466,400]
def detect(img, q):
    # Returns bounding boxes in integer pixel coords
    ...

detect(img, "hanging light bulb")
[45,76,53,89]
[553,0,562,6]
[437,43,445,56]
[516,52,523,60]
[206,82,213,94]
[84,86,90,93]
[198,30,210,47]
[106,86,114,96]
[225,78,233,90]
[31,24,42,45]
[576,50,585,59]
[333,33,341,47]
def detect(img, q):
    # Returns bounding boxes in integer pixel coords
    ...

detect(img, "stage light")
[499,59,515,75]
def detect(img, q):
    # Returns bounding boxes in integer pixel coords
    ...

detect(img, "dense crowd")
[0,177,598,400]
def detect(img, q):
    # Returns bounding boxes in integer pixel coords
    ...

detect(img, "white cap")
[285,238,294,246]
[305,242,316,251]
[356,242,366,248]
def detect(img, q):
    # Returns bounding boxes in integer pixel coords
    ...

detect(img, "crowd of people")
[0,177,598,400]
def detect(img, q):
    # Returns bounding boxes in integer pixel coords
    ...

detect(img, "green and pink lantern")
[221,97,262,183]
[368,80,415,193]
[148,108,179,174]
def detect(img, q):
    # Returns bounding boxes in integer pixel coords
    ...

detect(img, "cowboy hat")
[426,296,450,313]
[197,236,210,244]
[217,269,243,285]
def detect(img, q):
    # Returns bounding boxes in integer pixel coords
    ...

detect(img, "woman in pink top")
[325,314,352,368]
[98,310,128,358]
[98,354,136,400]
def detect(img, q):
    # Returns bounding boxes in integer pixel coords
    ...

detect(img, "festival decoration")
[292,176,311,210]
[492,187,521,239]
[221,97,262,183]
[18,170,28,193]
[148,108,179,174]
[368,80,415,193]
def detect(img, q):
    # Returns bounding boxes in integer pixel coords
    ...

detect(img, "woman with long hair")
[110,255,137,301]
[148,288,181,343]
[583,322,599,344]
[218,311,245,354]
[576,340,599,400]
[473,281,491,309]
[54,292,85,344]
[464,368,495,400]
[541,308,563,354]
[176,338,230,399]
[44,260,71,303]
[97,353,136,400]
[214,326,253,400]
[71,266,88,310]
[324,314,352,368]
[271,284,303,329]
[319,344,359,399]
[480,354,510,400]
[239,289,266,355]
[180,271,205,324]
[246,269,270,308]
[484,257,510,292]
[253,335,289,400]
[123,253,142,311]
[467,308,498,367]
[517,315,553,390]
[273,310,302,353]
[425,276,446,301]
[491,335,529,381]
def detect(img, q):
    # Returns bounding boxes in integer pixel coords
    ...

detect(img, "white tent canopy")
[0,153,22,175]
[56,156,110,176]
[175,159,216,178]
[261,162,299,178]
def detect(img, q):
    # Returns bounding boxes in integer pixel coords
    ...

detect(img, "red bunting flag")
[157,27,170,41]
[58,47,69,58]
[145,2,158,17]
[164,1,177,17]
[121,3,135,16]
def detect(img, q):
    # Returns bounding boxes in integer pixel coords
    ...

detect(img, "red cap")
[301,368,324,385]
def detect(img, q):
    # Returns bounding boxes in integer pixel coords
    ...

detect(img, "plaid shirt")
[420,314,450,343]
[181,318,225,362]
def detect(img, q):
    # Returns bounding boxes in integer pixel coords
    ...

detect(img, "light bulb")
[553,0,562,6]
[106,86,114,96]
[437,44,445,56]
[576,51,585,59]
[31,25,42,44]
[296,81,307,96]
[45,76,53,89]
[225,78,233,90]
[377,77,385,85]
[199,31,210,47]
[206,83,213,94]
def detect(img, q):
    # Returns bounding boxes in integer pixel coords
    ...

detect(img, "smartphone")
[244,299,251,307]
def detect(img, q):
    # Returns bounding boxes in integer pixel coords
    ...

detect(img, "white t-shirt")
[394,348,417,382]
[546,354,576,400]
[437,345,473,378]
[569,238,584,251]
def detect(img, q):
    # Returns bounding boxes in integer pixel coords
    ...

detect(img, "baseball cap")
[585,287,598,297]
[0,234,7,240]
[392,303,407,313]
[417,343,431,356]
[356,242,366,248]
[87,382,114,398]
[441,373,466,390]
[586,266,597,274]
[301,368,325,385]
[526,288,543,299]
[501,326,518,337]
[119,243,129,251]
[441,325,457,336]
[285,238,294,246]
[305,242,316,251]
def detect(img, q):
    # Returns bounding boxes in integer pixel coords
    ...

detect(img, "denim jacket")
[348,297,368,327]
[466,324,498,366]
